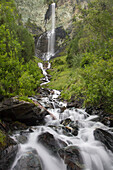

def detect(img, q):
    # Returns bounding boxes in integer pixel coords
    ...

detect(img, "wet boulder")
[94,128,113,153]
[0,98,47,126]
[13,149,42,170]
[16,135,28,144]
[58,146,84,170]
[0,131,18,170]
[38,132,67,155]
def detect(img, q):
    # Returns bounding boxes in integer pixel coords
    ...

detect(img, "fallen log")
[32,100,57,120]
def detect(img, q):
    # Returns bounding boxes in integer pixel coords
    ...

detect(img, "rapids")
[10,88,113,170]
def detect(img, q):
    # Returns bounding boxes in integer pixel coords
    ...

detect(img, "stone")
[13,149,42,170]
[38,132,67,155]
[94,128,113,153]
[0,98,47,126]
[58,145,84,170]
[0,132,18,170]
[16,135,28,144]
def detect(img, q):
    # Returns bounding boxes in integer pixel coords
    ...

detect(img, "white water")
[11,89,113,170]
[38,62,50,85]
[46,3,56,61]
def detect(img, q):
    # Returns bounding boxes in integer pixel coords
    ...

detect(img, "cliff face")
[15,0,89,59]
[15,0,88,31]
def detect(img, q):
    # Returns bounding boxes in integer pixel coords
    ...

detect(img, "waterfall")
[46,3,56,61]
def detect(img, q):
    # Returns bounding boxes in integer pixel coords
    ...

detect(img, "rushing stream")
[11,86,113,170]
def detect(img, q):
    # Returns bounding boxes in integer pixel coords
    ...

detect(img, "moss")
[0,130,7,148]
[18,96,34,104]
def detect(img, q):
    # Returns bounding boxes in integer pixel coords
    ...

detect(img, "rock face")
[36,26,67,59]
[15,0,81,30]
[59,146,84,170]
[94,128,113,153]
[0,98,48,126]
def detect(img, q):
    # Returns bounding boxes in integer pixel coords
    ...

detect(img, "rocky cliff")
[15,0,89,59]
[15,0,88,31]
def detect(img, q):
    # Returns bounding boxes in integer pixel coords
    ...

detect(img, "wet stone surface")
[94,128,113,153]
[13,149,43,170]
[38,131,67,155]
[59,146,84,170]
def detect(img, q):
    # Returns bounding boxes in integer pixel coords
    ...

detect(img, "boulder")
[94,128,113,153]
[0,131,18,170]
[16,135,28,144]
[0,98,47,126]
[38,132,67,155]
[13,149,42,170]
[58,146,84,170]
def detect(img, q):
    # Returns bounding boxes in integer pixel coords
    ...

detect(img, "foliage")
[16,25,35,62]
[0,0,43,96]
[48,0,113,113]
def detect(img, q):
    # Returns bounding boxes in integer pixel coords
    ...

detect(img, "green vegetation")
[48,0,113,113]
[18,96,34,103]
[0,130,6,147]
[0,0,43,96]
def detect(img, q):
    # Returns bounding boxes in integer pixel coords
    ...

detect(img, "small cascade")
[46,3,56,61]
[38,62,51,85]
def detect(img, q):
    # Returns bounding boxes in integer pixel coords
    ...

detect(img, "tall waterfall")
[46,3,56,61]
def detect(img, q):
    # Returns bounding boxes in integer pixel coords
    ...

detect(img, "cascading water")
[38,62,51,85]
[46,3,56,61]
[10,89,113,170]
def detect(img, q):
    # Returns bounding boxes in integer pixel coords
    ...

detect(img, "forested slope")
[48,0,113,113]
[0,0,43,97]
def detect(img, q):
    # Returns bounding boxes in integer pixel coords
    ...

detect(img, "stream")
[10,62,113,170]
